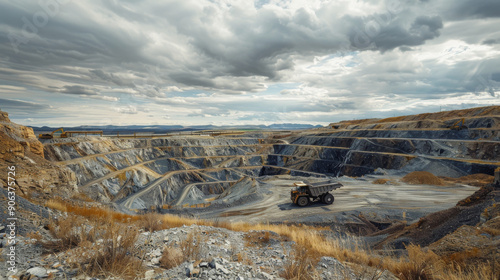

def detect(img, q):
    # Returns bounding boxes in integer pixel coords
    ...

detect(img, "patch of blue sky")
[169,89,206,97]
[308,52,359,69]
[261,82,301,95]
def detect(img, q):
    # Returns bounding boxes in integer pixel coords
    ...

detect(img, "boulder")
[26,267,48,278]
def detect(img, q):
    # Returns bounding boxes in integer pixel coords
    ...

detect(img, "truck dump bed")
[308,180,343,197]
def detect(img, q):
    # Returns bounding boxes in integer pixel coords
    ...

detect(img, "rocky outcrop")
[0,110,77,197]
[0,110,10,122]
[0,111,44,159]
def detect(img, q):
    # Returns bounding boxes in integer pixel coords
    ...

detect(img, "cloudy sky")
[0,0,499,127]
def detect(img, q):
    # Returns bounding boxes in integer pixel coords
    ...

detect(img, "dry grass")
[139,212,164,232]
[44,198,500,280]
[41,214,95,252]
[180,229,207,261]
[41,202,144,279]
[25,231,43,243]
[83,222,142,279]
[159,247,184,269]
[236,251,254,266]
[445,248,481,265]
[443,263,500,280]
[280,243,320,280]
[70,192,94,202]
[245,231,272,247]
[45,199,136,223]
[159,230,207,269]
[389,245,442,280]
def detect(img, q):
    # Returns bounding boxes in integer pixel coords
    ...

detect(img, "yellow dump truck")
[291,180,343,207]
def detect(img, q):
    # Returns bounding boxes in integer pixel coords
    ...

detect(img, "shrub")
[83,222,142,279]
[280,243,320,280]
[139,212,164,232]
[390,245,442,280]
[159,247,184,269]
[41,214,94,252]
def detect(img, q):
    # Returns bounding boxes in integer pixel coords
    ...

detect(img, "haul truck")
[291,180,343,207]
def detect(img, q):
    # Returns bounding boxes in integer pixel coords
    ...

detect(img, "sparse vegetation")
[42,198,500,280]
[139,212,164,232]
[280,243,320,280]
[391,245,442,280]
[244,230,272,247]
[180,229,206,261]
[83,222,142,279]
[159,229,208,269]
[159,247,184,269]
[41,214,95,252]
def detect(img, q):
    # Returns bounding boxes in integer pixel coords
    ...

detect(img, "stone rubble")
[1,224,397,279]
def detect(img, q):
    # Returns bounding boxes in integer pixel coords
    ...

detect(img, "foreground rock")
[2,222,396,280]
[136,225,396,279]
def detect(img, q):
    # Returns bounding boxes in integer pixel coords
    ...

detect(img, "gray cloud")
[0,0,498,126]
[443,0,500,20]
[60,85,98,96]
[348,14,443,52]
[0,98,49,111]
[89,69,136,88]
[483,39,500,45]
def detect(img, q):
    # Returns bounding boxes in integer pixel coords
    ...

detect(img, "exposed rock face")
[0,110,77,197]
[329,105,500,131]
[0,111,44,159]
[0,110,10,122]
[34,106,500,209]
[495,168,500,186]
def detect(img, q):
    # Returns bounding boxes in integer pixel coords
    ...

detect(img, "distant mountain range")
[31,123,323,134]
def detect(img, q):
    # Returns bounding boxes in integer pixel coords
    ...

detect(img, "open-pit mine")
[39,106,500,226]
[1,106,500,279]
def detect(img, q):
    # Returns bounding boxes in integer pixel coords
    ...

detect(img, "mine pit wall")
[495,168,500,186]
[42,127,500,206]
[287,137,500,161]
[316,128,500,141]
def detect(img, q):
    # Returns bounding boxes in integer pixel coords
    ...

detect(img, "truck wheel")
[323,193,334,204]
[297,196,309,207]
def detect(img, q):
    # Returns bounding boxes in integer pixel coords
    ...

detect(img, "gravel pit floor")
[190,174,478,226]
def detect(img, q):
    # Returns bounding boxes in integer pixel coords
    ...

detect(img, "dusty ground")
[173,174,477,228]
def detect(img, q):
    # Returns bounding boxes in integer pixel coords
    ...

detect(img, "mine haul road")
[195,175,478,224]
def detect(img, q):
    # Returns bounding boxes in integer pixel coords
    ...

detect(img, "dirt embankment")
[330,105,500,130]
[400,171,445,186]
[372,175,500,263]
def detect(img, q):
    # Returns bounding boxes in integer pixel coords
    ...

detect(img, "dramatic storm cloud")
[0,0,499,126]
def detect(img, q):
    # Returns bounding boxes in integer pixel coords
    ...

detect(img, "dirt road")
[194,175,477,224]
